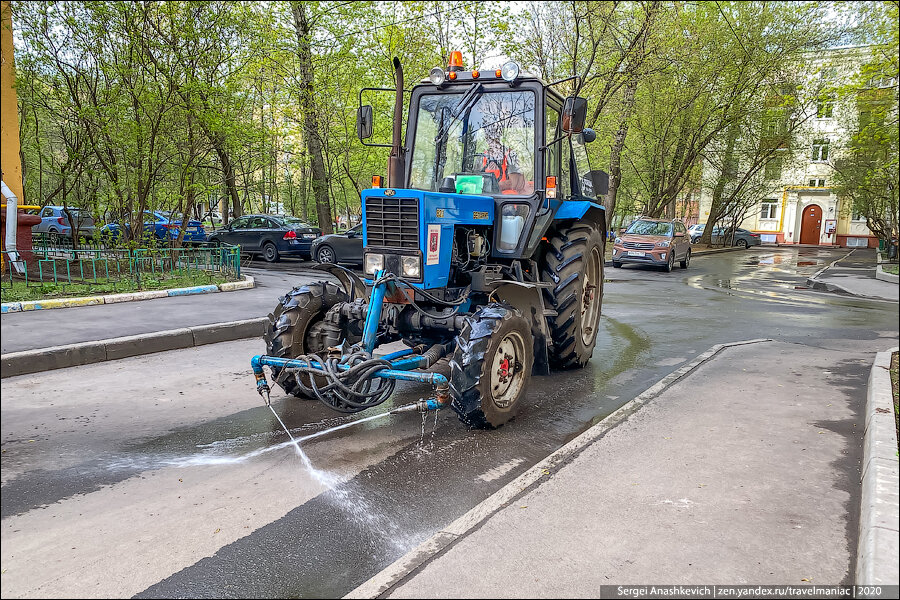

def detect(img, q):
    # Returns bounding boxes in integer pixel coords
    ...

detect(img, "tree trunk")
[607,75,637,226]
[292,2,333,234]
[699,122,740,245]
[214,142,241,224]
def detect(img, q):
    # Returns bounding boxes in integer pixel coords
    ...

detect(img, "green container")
[455,175,483,195]
[878,238,886,252]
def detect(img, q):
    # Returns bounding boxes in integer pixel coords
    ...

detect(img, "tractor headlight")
[364,253,384,276]
[500,61,520,83]
[400,255,421,279]
[429,67,446,86]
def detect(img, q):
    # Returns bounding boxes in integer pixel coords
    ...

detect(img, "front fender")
[310,263,367,300]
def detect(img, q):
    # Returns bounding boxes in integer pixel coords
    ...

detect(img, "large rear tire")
[264,281,351,398]
[540,222,605,369]
[449,304,534,429]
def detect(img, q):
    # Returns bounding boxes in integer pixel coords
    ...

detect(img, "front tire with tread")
[449,304,534,429]
[264,281,350,398]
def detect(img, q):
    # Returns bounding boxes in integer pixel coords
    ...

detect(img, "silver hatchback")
[32,206,96,240]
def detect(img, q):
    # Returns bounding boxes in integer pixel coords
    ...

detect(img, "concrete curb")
[0,275,255,313]
[344,338,774,600]
[856,347,900,587]
[0,317,267,378]
[875,264,899,284]
[805,249,898,301]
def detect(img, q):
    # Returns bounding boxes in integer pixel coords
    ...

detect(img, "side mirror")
[356,105,373,140]
[581,128,597,143]
[619,227,627,234]
[346,229,357,238]
[562,96,587,133]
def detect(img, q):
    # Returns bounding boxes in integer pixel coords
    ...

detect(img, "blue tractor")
[251,54,608,428]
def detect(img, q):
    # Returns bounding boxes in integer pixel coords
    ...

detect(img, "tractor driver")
[481,132,526,194]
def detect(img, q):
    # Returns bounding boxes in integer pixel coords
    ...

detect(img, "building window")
[852,211,866,221]
[817,98,834,119]
[811,139,829,162]
[760,201,778,220]
[764,155,783,180]
[808,178,826,187]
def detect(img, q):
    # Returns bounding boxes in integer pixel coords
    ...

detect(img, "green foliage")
[11,1,892,237]
[830,2,899,241]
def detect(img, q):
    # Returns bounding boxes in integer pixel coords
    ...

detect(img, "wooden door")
[800,205,822,245]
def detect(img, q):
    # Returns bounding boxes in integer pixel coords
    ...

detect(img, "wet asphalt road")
[1,247,898,598]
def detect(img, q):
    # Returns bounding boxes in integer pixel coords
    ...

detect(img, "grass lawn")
[2,270,230,303]
[882,264,899,275]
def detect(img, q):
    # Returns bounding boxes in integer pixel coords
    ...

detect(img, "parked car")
[309,224,364,266]
[611,217,692,272]
[206,214,321,262]
[32,206,96,240]
[99,211,207,245]
[703,227,762,248]
[687,223,705,240]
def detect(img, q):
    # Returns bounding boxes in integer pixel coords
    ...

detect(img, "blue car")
[100,211,207,245]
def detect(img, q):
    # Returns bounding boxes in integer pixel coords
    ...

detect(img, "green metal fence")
[1,234,240,302]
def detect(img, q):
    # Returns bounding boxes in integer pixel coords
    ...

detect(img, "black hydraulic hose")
[285,349,398,414]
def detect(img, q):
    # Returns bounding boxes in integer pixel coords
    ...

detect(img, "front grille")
[365,197,419,249]
[623,241,655,250]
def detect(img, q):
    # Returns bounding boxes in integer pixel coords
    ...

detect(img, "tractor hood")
[361,188,494,290]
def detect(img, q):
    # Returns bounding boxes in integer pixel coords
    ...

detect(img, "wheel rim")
[265,245,276,260]
[490,330,528,409]
[580,244,602,346]
[738,239,747,248]
[318,247,334,263]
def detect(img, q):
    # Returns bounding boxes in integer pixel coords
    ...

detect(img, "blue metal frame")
[250,350,449,411]
[362,270,388,352]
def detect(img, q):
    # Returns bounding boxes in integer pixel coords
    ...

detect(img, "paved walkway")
[808,248,898,302]
[370,340,870,597]
[0,266,323,354]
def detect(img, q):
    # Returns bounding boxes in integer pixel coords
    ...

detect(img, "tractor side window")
[545,104,560,185]
[571,133,593,199]
[560,136,572,200]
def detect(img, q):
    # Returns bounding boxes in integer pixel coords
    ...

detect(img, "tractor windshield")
[409,89,536,195]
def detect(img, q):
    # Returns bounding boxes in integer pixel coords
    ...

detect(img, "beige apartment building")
[697,45,895,248]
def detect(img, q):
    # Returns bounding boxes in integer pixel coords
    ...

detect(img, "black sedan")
[207,214,321,262]
[309,224,364,266]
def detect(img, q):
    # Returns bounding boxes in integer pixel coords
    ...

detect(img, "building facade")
[697,46,894,248]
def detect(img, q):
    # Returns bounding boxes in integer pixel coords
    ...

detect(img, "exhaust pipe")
[387,57,405,188]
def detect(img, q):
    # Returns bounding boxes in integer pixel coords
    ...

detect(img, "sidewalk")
[807,248,898,302]
[350,340,895,597]
[0,266,323,354]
